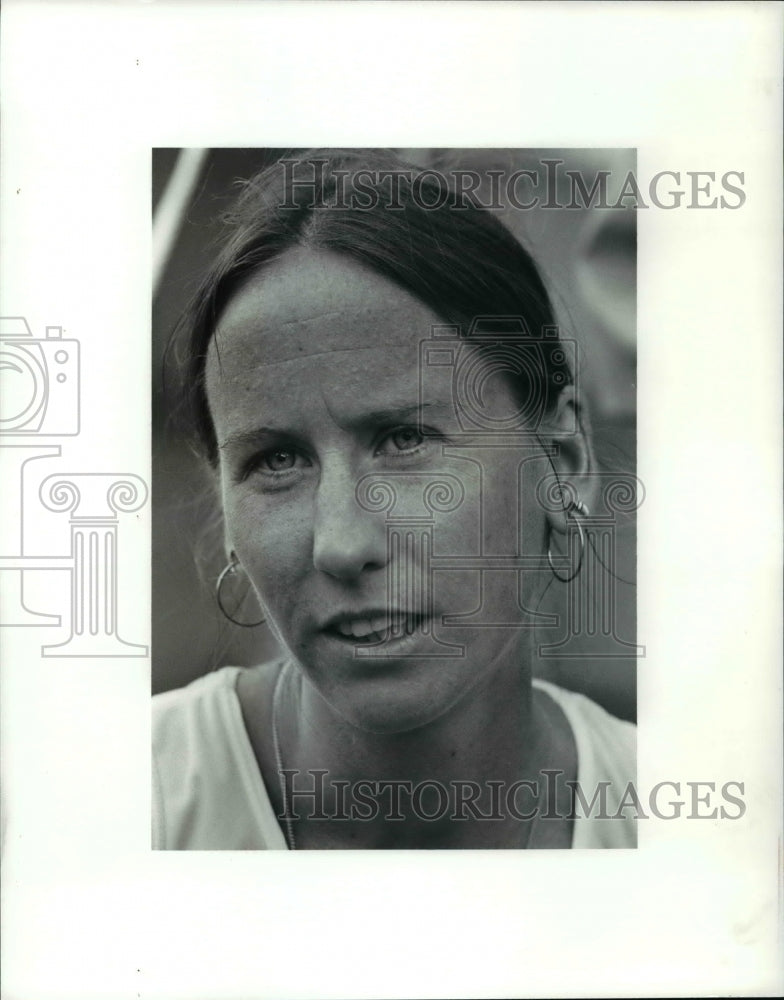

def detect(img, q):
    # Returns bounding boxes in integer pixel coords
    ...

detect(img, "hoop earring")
[216,552,266,627]
[547,499,588,583]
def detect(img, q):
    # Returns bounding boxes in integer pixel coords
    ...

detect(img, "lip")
[319,609,428,646]
[321,619,434,662]
[319,608,416,629]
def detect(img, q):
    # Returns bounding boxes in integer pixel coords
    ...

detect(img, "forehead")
[204,249,454,437]
[207,248,440,369]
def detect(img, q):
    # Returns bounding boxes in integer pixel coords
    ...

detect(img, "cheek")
[424,465,547,608]
[428,463,544,555]
[221,488,313,595]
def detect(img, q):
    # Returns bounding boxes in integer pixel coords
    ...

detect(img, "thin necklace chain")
[271,661,296,850]
[271,661,544,850]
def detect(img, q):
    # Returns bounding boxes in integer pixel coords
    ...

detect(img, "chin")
[320,676,470,737]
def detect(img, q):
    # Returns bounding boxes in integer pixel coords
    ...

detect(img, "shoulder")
[153,666,241,750]
[152,667,240,849]
[533,679,637,849]
[533,678,635,775]
[152,665,240,713]
[152,660,289,763]
[152,661,289,850]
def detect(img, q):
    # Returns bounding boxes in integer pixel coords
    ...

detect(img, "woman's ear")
[542,386,598,536]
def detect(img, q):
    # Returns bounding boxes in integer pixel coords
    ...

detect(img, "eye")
[378,426,425,455]
[390,427,424,451]
[263,449,297,472]
[243,446,308,480]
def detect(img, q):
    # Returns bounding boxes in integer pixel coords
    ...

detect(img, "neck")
[275,643,555,848]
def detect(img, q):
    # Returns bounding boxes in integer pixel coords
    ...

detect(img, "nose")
[312,462,388,581]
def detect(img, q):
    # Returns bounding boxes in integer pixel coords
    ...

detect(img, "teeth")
[335,619,380,640]
[333,614,420,641]
[350,619,378,639]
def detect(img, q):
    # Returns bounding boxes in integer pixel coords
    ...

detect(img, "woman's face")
[206,249,555,733]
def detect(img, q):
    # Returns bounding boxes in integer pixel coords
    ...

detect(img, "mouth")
[322,611,426,646]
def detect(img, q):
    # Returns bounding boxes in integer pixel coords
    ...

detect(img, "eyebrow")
[218,403,446,452]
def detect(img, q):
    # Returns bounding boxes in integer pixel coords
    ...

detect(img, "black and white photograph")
[152,148,641,851]
[2,2,782,998]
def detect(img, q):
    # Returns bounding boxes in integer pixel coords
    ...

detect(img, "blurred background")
[152,148,638,720]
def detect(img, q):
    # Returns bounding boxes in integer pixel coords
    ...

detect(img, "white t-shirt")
[152,665,637,850]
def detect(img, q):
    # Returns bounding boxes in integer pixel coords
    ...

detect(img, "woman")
[152,150,636,850]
